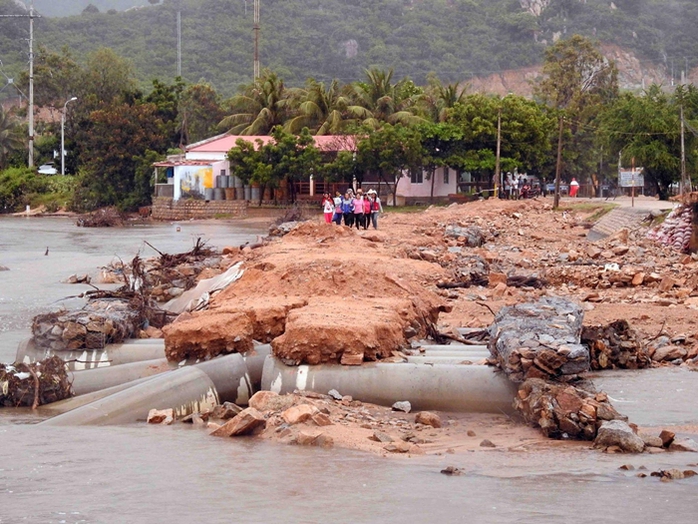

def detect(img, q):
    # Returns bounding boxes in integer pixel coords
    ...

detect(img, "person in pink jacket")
[352,193,364,230]
[362,194,371,230]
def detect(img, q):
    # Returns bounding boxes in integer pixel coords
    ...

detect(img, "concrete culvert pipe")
[15,338,166,370]
[40,353,252,426]
[69,358,176,396]
[261,356,518,415]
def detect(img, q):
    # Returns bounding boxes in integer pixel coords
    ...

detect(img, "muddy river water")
[1,217,697,523]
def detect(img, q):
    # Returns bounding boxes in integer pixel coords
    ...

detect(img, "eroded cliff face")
[519,0,552,17]
[467,44,671,96]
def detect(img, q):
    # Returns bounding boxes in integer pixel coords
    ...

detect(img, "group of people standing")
[322,189,384,229]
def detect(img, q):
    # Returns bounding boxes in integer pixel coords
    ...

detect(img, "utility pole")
[253,0,260,79]
[1,3,38,167]
[553,115,564,209]
[680,103,688,194]
[494,107,501,198]
[28,0,34,167]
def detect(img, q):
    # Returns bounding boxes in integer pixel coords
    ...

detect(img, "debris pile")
[580,320,651,370]
[0,357,71,408]
[488,297,589,382]
[76,207,125,228]
[514,378,626,440]
[162,222,449,365]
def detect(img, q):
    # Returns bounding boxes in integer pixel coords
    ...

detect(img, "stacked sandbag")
[515,378,627,440]
[488,297,590,383]
[581,320,651,370]
[647,205,693,252]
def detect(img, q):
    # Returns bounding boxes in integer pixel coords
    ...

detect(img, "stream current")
[1,216,697,523]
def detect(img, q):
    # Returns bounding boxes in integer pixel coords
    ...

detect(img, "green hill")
[1,0,697,98]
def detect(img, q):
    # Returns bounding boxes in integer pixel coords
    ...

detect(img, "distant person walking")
[368,190,383,229]
[322,193,334,223]
[570,177,580,198]
[341,191,354,227]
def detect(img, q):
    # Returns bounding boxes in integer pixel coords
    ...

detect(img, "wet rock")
[415,411,442,428]
[651,469,697,481]
[515,378,625,440]
[147,408,174,425]
[594,420,645,453]
[210,407,266,437]
[328,389,342,400]
[296,430,333,448]
[248,391,297,412]
[659,429,676,447]
[0,265,9,271]
[668,438,698,453]
[440,466,464,476]
[618,464,635,471]
[282,404,318,425]
[639,433,664,448]
[479,439,496,448]
[269,221,299,237]
[392,401,412,413]
[211,402,243,420]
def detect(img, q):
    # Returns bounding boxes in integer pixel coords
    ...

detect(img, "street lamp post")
[61,96,77,176]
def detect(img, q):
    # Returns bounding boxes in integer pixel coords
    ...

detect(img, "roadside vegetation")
[0,32,697,213]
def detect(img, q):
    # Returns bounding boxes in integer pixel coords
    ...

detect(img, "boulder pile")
[488,297,589,383]
[32,299,142,350]
[515,378,626,440]
[580,320,651,370]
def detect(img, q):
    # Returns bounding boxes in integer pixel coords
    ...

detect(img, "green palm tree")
[219,70,292,135]
[417,78,469,122]
[284,79,352,135]
[0,106,23,169]
[348,68,425,128]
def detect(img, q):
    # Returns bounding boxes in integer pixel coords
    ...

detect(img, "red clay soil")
[164,198,698,365]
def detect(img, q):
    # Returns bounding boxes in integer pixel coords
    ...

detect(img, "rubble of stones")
[148,390,451,456]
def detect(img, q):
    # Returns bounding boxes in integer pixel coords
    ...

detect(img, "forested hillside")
[1,0,698,97]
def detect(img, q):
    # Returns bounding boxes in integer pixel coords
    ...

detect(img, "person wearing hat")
[368,190,383,229]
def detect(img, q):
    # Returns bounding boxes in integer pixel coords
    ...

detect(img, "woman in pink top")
[352,194,364,230]
[362,195,371,230]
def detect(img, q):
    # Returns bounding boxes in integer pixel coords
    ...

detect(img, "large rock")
[147,408,174,425]
[282,404,318,425]
[594,420,645,453]
[248,391,298,412]
[415,411,442,428]
[210,407,266,437]
[488,297,589,382]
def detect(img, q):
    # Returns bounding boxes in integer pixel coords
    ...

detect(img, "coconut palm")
[0,106,23,169]
[284,79,352,135]
[219,70,293,135]
[347,68,425,128]
[417,77,469,122]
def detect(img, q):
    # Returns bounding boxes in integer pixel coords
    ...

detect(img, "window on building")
[220,169,226,177]
[443,167,449,185]
[410,169,424,184]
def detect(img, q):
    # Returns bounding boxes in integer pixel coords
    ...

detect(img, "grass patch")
[385,203,449,214]
[558,202,617,222]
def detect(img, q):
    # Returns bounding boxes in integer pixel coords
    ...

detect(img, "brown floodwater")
[1,217,697,523]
